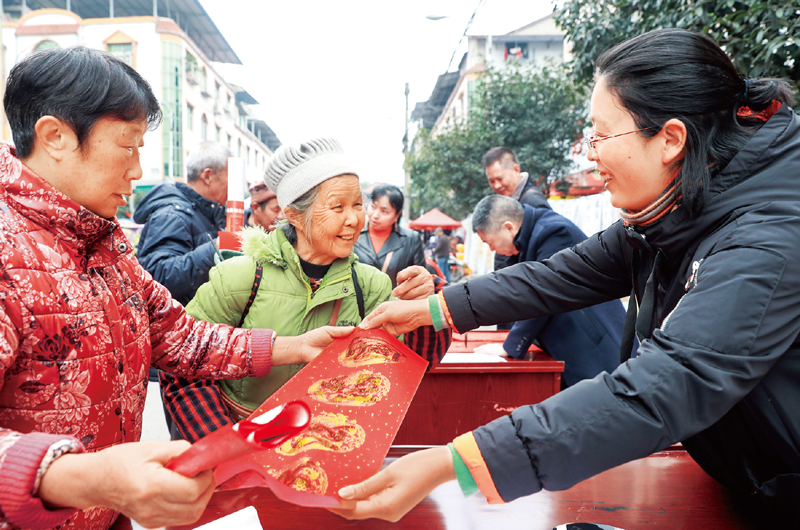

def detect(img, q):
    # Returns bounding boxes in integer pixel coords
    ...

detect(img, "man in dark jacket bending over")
[472,195,625,387]
[134,141,231,306]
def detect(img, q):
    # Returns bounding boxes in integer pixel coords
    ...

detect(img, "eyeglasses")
[584,126,654,153]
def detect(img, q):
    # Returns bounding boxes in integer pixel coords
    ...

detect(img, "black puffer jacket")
[354,224,426,288]
[443,103,800,521]
[133,182,226,306]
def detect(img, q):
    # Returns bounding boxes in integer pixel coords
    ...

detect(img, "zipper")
[684,259,703,292]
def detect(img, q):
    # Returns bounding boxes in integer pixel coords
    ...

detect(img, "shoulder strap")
[237,262,263,328]
[380,251,394,274]
[350,266,366,321]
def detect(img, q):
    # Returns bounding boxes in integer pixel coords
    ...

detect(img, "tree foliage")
[557,0,800,89]
[408,63,586,220]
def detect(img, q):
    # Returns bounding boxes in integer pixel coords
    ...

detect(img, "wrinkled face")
[368,195,400,232]
[252,197,283,231]
[295,174,365,265]
[477,225,518,256]
[60,117,146,218]
[207,166,229,205]
[485,160,522,197]
[588,77,674,211]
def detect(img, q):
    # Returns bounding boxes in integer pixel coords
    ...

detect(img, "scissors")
[166,400,311,477]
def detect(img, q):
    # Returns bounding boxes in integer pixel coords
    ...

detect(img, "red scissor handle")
[166,401,310,477]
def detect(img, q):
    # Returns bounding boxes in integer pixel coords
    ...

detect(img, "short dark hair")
[472,195,524,234]
[481,147,518,170]
[596,28,795,217]
[4,46,162,159]
[370,184,404,223]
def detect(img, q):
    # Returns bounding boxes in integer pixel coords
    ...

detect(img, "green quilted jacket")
[185,226,394,410]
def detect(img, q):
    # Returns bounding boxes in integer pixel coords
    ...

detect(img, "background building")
[0,0,278,214]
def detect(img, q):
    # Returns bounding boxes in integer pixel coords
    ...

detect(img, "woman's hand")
[358,299,432,336]
[330,446,456,522]
[38,441,216,529]
[274,326,355,365]
[392,266,434,300]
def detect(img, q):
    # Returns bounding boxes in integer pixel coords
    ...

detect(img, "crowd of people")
[0,25,798,530]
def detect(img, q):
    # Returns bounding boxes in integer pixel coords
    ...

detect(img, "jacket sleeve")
[463,245,797,503]
[141,263,272,381]
[136,208,218,304]
[0,286,85,529]
[503,317,549,358]
[443,221,632,332]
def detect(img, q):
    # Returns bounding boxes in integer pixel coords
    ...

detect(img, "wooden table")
[110,447,761,530]
[393,331,564,445]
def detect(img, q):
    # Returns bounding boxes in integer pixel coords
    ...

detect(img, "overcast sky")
[198,0,556,187]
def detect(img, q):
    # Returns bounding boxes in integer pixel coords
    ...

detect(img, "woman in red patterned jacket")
[0,47,350,530]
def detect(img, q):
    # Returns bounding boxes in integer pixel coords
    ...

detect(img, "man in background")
[472,195,625,387]
[135,141,231,306]
[482,146,550,210]
[246,182,283,231]
[433,227,451,283]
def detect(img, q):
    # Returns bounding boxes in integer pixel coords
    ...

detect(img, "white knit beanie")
[264,138,359,208]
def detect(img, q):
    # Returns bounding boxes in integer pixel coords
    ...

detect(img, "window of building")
[186,104,194,131]
[105,31,137,68]
[237,138,242,157]
[246,146,250,164]
[504,42,529,61]
[201,115,208,140]
[185,52,199,85]
[34,39,59,52]
[216,126,221,142]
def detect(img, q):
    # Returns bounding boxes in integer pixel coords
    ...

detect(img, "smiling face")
[368,195,400,232]
[57,117,147,218]
[291,174,364,265]
[485,159,522,197]
[588,78,676,212]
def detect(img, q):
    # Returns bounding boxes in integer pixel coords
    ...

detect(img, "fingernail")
[339,486,354,498]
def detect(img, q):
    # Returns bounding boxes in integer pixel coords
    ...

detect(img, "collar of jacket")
[176,182,226,227]
[240,225,358,285]
[358,222,407,259]
[630,103,799,262]
[511,204,537,260]
[0,143,118,254]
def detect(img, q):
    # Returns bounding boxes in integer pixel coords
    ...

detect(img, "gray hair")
[472,195,524,234]
[186,141,233,182]
[279,185,321,245]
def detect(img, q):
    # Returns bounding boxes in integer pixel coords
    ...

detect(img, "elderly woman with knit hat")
[160,138,452,441]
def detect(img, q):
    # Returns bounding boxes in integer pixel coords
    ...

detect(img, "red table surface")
[111,447,761,530]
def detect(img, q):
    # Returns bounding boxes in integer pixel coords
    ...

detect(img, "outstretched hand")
[329,446,455,522]
[392,266,435,300]
[38,440,216,529]
[358,299,432,336]
[283,326,355,364]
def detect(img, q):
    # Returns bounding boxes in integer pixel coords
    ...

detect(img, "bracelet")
[448,443,478,496]
[428,295,445,331]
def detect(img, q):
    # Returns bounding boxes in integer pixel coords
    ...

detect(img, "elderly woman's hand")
[273,326,355,365]
[392,266,435,300]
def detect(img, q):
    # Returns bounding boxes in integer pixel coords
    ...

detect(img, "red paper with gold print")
[213,329,427,507]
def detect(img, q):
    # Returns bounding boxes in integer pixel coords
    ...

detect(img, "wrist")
[271,335,299,366]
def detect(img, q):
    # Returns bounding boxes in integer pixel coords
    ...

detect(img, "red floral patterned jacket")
[0,144,273,530]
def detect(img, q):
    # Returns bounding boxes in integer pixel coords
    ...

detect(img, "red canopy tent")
[408,208,462,231]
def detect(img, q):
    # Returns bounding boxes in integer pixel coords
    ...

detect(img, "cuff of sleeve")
[448,443,478,496]
[0,432,84,529]
[428,295,448,332]
[432,275,447,293]
[249,328,274,378]
[452,432,504,505]
[442,285,478,333]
